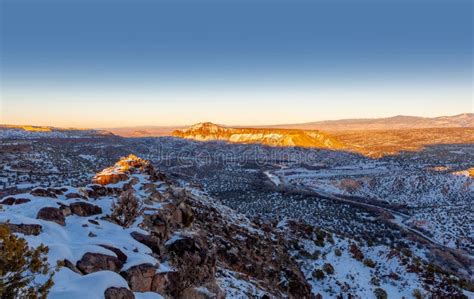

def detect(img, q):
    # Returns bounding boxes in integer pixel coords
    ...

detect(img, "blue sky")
[1,0,472,127]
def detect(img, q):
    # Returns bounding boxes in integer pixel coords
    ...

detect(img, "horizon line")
[1,112,472,131]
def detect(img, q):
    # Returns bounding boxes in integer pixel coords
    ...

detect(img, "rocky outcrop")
[130,231,163,256]
[30,187,68,198]
[121,263,158,292]
[100,244,128,263]
[1,155,313,298]
[1,223,42,236]
[0,197,30,205]
[76,252,123,274]
[69,202,102,217]
[187,195,313,298]
[104,287,135,299]
[36,207,66,226]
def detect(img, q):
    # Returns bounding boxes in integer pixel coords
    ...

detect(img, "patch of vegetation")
[0,225,55,298]
[412,288,424,299]
[322,263,334,275]
[111,189,143,228]
[312,269,325,280]
[363,258,376,268]
[373,287,388,299]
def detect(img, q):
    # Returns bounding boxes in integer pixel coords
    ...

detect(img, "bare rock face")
[65,192,87,200]
[69,202,103,217]
[0,197,31,205]
[181,283,225,299]
[104,287,135,299]
[99,244,128,263]
[141,213,169,240]
[76,252,123,274]
[121,263,158,292]
[93,173,129,185]
[1,223,42,236]
[37,207,66,226]
[165,236,201,257]
[130,231,163,256]
[86,185,110,198]
[179,202,194,227]
[151,271,180,295]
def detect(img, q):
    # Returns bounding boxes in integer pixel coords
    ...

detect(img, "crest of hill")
[172,122,344,149]
[0,124,115,138]
[267,113,474,131]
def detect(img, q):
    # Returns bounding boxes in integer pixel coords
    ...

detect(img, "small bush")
[314,230,326,247]
[0,225,55,298]
[401,248,412,257]
[363,258,377,268]
[412,288,424,299]
[322,263,334,275]
[373,288,388,299]
[349,243,364,261]
[111,189,143,228]
[334,248,342,256]
[312,269,325,280]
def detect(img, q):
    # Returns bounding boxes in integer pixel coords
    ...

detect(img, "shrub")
[401,248,412,257]
[111,189,143,228]
[363,258,377,268]
[373,288,388,299]
[326,233,334,244]
[0,225,55,298]
[349,243,364,261]
[322,263,334,275]
[312,269,325,280]
[334,248,342,256]
[412,288,424,299]
[314,230,326,247]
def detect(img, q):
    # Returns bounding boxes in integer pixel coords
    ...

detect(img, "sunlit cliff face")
[92,154,150,185]
[4,125,53,132]
[172,122,344,149]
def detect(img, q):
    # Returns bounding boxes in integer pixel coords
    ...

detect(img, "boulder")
[141,213,169,239]
[86,185,109,198]
[1,223,42,236]
[104,287,135,299]
[62,259,82,275]
[93,173,129,185]
[65,192,87,200]
[76,252,123,274]
[165,235,201,258]
[37,207,65,226]
[0,197,30,205]
[179,202,194,227]
[99,244,127,263]
[121,263,157,292]
[30,188,57,198]
[151,270,180,295]
[130,231,163,256]
[70,202,103,217]
[58,203,72,217]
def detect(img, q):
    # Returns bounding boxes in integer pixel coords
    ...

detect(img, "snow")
[164,234,183,246]
[49,269,129,299]
[291,234,424,298]
[134,292,164,299]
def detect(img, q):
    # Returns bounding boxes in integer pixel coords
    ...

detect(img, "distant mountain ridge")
[105,113,473,137]
[266,113,474,131]
[172,122,344,149]
[0,125,115,139]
